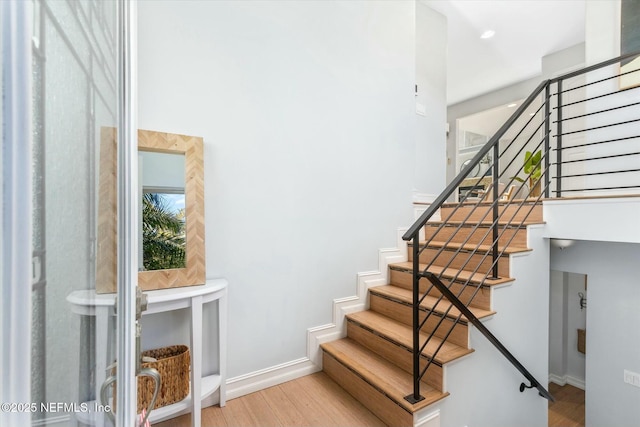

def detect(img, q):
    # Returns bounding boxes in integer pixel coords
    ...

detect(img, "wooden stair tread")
[441,200,541,208]
[346,310,473,364]
[370,284,495,321]
[321,338,449,413]
[425,220,542,227]
[414,240,532,255]
[390,261,514,286]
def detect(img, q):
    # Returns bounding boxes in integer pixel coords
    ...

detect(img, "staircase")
[318,50,640,427]
[320,201,543,426]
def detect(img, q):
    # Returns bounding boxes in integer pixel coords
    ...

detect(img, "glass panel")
[30,1,118,425]
[31,3,46,417]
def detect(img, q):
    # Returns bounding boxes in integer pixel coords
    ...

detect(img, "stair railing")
[402,51,640,404]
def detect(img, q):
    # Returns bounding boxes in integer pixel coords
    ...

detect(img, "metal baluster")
[544,84,551,198]
[405,234,424,404]
[556,80,563,197]
[491,143,500,279]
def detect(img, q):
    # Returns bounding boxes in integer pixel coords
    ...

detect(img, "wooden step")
[408,241,528,278]
[321,338,448,425]
[346,311,473,365]
[389,262,513,286]
[389,262,511,311]
[370,284,495,324]
[424,221,529,248]
[420,240,531,255]
[440,201,543,223]
[369,290,470,349]
[346,316,445,391]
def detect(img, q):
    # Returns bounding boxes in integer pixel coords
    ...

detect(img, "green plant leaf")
[523,150,542,180]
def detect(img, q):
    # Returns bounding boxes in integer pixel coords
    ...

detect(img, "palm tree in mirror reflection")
[142,193,186,270]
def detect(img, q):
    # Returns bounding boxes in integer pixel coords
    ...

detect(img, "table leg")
[218,291,227,407]
[190,296,203,427]
[95,306,110,427]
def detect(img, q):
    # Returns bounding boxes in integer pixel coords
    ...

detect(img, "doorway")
[548,270,587,427]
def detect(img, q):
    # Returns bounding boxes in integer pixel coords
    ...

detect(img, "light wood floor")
[154,375,586,427]
[548,383,585,427]
[153,372,385,427]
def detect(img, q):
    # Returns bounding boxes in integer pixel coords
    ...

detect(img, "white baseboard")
[412,191,437,205]
[549,373,585,390]
[548,373,565,385]
[224,228,409,401]
[226,357,319,400]
[414,408,440,427]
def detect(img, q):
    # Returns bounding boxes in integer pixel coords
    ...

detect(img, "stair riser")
[424,224,527,248]
[390,269,491,311]
[409,246,511,277]
[347,321,444,392]
[440,204,542,223]
[323,352,413,427]
[369,294,469,348]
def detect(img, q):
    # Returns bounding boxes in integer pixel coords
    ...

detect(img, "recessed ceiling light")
[480,30,495,39]
[507,103,517,108]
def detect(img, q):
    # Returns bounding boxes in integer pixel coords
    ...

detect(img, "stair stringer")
[307,227,409,368]
[416,224,550,427]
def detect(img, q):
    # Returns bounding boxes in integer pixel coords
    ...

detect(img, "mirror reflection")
[96,128,205,293]
[139,151,186,271]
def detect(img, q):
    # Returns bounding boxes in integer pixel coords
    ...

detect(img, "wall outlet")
[623,369,640,387]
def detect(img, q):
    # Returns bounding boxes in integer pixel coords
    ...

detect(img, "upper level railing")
[402,51,640,404]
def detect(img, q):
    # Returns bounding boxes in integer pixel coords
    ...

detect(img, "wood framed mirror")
[96,128,205,293]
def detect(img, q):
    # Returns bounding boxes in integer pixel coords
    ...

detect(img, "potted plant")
[512,150,542,197]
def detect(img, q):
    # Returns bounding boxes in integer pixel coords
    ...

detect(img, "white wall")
[550,241,640,427]
[542,43,586,78]
[137,1,423,379]
[140,151,185,190]
[548,270,567,382]
[414,3,447,199]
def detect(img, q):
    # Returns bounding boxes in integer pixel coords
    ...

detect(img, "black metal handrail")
[402,51,640,404]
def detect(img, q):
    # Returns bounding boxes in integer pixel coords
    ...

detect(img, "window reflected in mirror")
[139,150,186,271]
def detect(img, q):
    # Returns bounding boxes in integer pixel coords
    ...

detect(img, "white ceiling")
[423,0,586,105]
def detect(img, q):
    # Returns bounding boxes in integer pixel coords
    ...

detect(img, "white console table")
[67,279,227,427]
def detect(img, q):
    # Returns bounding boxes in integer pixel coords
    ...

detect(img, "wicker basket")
[113,345,190,412]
